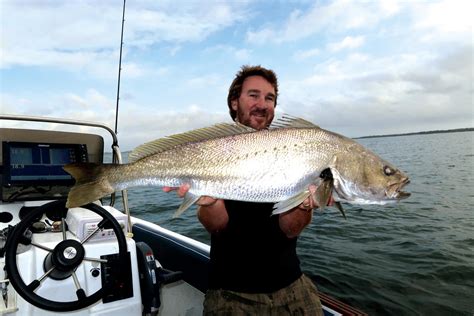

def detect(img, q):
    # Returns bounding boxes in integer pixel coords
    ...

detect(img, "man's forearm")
[278,207,313,238]
[197,200,229,233]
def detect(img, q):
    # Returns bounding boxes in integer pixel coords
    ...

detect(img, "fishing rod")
[114,0,126,135]
[111,0,131,224]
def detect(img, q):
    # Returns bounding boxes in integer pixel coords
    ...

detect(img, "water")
[108,131,474,315]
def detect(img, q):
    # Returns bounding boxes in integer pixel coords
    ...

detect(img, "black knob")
[91,268,100,277]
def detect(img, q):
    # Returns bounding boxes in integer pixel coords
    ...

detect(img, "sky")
[1,0,473,151]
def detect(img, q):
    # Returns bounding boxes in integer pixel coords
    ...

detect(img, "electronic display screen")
[2,142,88,186]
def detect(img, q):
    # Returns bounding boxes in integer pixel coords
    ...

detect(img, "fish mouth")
[389,178,411,200]
[396,191,411,199]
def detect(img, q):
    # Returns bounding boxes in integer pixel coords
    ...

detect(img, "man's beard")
[236,109,273,130]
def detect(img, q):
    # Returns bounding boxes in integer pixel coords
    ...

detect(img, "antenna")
[114,0,126,135]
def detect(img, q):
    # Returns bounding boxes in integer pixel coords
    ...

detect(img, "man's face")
[231,75,275,130]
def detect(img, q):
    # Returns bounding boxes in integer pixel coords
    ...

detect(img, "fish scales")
[123,128,333,201]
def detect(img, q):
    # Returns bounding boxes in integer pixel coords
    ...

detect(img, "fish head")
[330,145,410,205]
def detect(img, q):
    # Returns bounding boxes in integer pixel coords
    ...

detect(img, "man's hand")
[297,184,334,211]
[279,184,334,238]
[163,184,227,232]
[163,184,218,206]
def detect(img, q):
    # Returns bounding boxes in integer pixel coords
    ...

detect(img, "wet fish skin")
[63,117,410,216]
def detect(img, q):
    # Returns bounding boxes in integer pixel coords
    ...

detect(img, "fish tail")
[63,163,115,208]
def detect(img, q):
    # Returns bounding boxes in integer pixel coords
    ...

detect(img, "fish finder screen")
[2,142,88,186]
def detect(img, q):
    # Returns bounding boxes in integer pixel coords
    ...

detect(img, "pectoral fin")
[312,179,333,211]
[272,190,310,215]
[173,192,200,218]
[334,201,347,219]
[312,179,346,219]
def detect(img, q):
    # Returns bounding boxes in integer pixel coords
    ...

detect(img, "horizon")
[1,0,472,151]
[354,126,474,139]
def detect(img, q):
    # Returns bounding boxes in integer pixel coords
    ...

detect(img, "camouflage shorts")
[203,274,323,316]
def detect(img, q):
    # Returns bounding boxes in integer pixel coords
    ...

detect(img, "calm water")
[109,131,474,315]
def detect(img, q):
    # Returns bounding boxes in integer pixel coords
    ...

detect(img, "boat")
[0,114,368,315]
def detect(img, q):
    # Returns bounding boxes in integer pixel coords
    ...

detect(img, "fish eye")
[383,165,395,176]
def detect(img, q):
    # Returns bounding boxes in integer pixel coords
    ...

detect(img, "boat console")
[0,126,143,315]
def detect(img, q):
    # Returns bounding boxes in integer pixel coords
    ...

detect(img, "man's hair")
[227,65,278,120]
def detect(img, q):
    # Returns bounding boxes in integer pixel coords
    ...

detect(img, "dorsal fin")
[270,114,319,129]
[129,122,256,162]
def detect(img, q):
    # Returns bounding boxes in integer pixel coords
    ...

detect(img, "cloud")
[292,48,320,61]
[1,88,233,151]
[246,0,399,44]
[186,73,222,88]
[234,49,252,61]
[204,45,253,61]
[1,89,115,121]
[280,41,472,137]
[1,1,250,73]
[0,88,119,149]
[116,104,231,150]
[414,0,472,34]
[327,36,365,52]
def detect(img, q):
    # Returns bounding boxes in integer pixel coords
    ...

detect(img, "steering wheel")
[4,200,128,312]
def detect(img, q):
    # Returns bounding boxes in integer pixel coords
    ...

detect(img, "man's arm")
[163,184,328,238]
[278,185,318,239]
[163,184,228,233]
[196,200,229,233]
[278,206,313,238]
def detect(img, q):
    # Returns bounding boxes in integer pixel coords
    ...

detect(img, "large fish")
[64,116,410,216]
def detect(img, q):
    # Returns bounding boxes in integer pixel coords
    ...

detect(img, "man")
[165,65,324,315]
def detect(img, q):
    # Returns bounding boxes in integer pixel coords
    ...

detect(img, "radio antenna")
[114,0,126,135]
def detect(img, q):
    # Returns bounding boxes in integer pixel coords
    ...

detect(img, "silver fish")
[64,116,410,216]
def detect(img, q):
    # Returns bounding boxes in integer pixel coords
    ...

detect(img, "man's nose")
[255,96,267,108]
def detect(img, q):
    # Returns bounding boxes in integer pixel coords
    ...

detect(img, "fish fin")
[272,190,310,215]
[312,179,333,211]
[271,114,319,129]
[334,201,347,219]
[312,175,346,219]
[129,123,256,162]
[173,192,200,218]
[63,163,115,208]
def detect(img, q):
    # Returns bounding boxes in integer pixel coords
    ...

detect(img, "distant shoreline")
[355,127,474,139]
